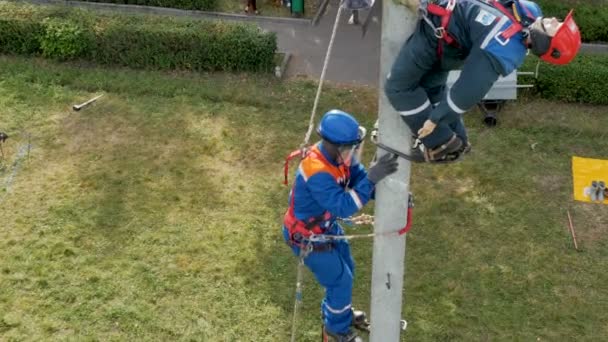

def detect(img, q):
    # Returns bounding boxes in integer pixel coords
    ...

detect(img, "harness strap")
[283,145,353,241]
[492,0,525,41]
[287,239,334,252]
[285,165,332,240]
[425,0,459,58]
[284,149,307,185]
[423,0,529,57]
[427,0,457,43]
[398,193,415,234]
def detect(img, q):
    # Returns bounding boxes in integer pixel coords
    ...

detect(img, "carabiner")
[435,27,446,39]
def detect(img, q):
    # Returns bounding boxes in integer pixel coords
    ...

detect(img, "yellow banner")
[572,156,608,204]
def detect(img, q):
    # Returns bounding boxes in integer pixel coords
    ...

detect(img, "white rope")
[289,251,307,342]
[301,1,345,148]
[345,213,374,225]
[309,229,405,243]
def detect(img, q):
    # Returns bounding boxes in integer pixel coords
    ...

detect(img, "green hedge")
[522,53,608,105]
[0,19,44,55]
[0,2,277,72]
[81,0,217,11]
[536,0,608,43]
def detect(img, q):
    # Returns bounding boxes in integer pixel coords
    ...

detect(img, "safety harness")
[284,189,333,250]
[422,0,459,58]
[421,0,528,58]
[283,146,350,249]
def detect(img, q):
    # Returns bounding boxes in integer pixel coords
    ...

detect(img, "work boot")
[351,308,370,332]
[410,134,464,163]
[323,327,363,342]
[445,140,471,160]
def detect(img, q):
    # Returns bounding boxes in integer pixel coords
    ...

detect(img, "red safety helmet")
[539,10,581,65]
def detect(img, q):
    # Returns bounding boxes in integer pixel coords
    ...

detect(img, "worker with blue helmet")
[282,110,398,342]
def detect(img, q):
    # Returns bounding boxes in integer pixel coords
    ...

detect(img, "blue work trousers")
[385,21,468,148]
[283,227,354,335]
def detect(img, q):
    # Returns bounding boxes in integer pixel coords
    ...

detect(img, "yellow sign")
[572,156,608,204]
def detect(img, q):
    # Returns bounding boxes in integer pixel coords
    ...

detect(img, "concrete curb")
[274,52,292,79]
[311,0,331,26]
[581,43,608,55]
[17,0,312,26]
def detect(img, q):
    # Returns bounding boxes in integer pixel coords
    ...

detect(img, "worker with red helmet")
[384,0,582,163]
[282,110,399,342]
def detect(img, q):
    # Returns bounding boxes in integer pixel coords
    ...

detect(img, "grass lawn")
[0,55,607,341]
[216,0,318,18]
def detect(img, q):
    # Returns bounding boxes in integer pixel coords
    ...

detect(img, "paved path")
[258,0,383,86]
[24,0,383,85]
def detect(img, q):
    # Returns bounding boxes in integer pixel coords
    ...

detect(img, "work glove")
[367,153,399,184]
[417,119,437,138]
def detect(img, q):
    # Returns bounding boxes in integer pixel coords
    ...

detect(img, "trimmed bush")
[536,0,608,43]
[0,19,43,55]
[40,17,95,60]
[0,2,276,72]
[94,20,276,71]
[82,0,217,11]
[523,53,608,105]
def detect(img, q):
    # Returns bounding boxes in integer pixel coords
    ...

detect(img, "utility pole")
[369,1,417,341]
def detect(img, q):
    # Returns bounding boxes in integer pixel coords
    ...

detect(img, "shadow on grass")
[52,96,224,252]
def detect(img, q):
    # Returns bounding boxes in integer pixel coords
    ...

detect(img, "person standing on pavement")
[282,110,398,342]
[344,0,375,25]
[348,10,360,25]
[384,0,581,163]
[245,0,259,14]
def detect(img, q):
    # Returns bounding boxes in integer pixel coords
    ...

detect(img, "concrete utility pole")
[369,1,417,341]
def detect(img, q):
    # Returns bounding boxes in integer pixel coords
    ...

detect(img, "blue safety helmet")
[513,0,543,26]
[317,110,363,146]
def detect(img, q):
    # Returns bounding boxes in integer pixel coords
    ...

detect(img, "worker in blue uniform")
[384,0,581,163]
[282,110,399,342]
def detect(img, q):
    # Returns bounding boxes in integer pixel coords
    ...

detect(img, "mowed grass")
[0,55,607,341]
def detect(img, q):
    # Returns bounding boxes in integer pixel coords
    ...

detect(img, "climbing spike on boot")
[352,309,370,332]
[408,135,464,164]
[322,327,364,342]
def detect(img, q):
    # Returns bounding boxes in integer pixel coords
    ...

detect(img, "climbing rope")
[301,0,345,148]
[343,213,374,225]
[289,248,308,342]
